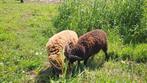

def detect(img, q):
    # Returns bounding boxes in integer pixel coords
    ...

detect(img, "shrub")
[54,0,146,43]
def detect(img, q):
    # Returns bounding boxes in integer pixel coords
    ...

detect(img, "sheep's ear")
[69,55,82,60]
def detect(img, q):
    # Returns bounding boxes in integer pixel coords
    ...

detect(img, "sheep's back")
[78,29,107,56]
[46,30,78,50]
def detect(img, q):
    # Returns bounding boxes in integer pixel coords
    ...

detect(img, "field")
[0,0,147,83]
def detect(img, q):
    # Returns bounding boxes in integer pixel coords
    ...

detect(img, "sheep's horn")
[69,55,82,60]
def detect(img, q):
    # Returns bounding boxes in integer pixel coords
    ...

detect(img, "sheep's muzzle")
[48,54,64,75]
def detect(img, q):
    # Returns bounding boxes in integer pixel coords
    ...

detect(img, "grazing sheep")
[64,29,108,72]
[46,30,78,76]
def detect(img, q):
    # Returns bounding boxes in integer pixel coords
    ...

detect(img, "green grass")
[0,1,147,83]
[0,3,57,82]
[54,0,147,43]
[70,60,147,83]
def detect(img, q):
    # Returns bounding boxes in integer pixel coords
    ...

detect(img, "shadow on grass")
[34,59,106,83]
[34,52,120,83]
[35,67,59,83]
[70,56,107,77]
[35,52,137,82]
[86,58,105,70]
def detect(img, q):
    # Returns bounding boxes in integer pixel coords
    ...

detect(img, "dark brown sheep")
[64,29,108,72]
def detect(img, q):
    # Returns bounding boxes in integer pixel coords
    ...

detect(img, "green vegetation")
[0,3,57,82]
[0,0,147,83]
[54,0,147,62]
[54,0,147,43]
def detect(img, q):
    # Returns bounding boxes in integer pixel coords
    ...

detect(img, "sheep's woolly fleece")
[65,29,108,64]
[46,30,78,70]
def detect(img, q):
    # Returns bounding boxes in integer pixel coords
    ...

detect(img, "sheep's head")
[64,43,83,62]
[47,45,64,75]
[48,54,64,75]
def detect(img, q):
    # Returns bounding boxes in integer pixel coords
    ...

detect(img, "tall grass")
[53,0,147,62]
[54,0,146,43]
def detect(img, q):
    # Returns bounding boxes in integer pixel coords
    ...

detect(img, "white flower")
[35,52,39,55]
[0,62,4,66]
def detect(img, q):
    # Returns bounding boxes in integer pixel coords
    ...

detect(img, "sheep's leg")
[102,46,109,61]
[66,62,73,76]
[84,59,88,66]
[104,49,108,59]
[77,61,80,67]
[76,61,80,70]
